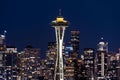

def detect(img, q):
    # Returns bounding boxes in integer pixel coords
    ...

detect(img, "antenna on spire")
[59,9,62,16]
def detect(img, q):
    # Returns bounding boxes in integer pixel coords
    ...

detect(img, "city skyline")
[0,1,120,80]
[0,0,120,54]
[0,29,120,80]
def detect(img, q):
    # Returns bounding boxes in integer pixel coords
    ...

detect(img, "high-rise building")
[84,48,94,80]
[107,52,118,80]
[60,45,74,80]
[64,46,73,64]
[45,42,56,80]
[64,58,74,80]
[51,11,69,80]
[4,46,18,80]
[70,30,80,59]
[69,30,80,80]
[96,38,108,79]
[18,45,41,80]
[0,34,6,80]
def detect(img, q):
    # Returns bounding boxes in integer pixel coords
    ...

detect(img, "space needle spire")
[51,11,69,80]
[59,9,62,16]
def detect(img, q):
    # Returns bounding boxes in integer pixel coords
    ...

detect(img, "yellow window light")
[56,17,64,22]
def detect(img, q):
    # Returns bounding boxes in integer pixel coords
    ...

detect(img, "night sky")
[0,0,120,56]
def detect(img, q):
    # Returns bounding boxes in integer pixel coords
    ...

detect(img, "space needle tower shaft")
[51,11,69,80]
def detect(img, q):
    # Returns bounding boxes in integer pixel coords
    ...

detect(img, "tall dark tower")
[70,30,80,58]
[51,11,69,80]
[96,38,108,79]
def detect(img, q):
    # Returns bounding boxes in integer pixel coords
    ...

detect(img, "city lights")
[0,14,119,80]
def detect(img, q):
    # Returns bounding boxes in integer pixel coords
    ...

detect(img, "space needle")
[51,10,69,80]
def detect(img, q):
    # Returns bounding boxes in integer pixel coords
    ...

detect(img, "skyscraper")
[107,52,118,80]
[84,48,94,80]
[64,58,75,80]
[4,46,18,80]
[51,11,69,80]
[70,30,80,59]
[62,44,75,80]
[96,38,108,79]
[69,30,80,80]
